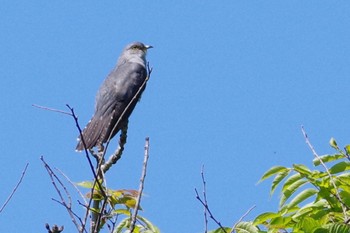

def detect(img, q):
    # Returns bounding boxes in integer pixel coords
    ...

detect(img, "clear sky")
[1,1,350,233]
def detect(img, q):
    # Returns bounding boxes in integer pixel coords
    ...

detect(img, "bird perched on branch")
[76,42,152,151]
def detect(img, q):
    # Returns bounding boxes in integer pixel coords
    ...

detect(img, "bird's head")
[124,42,153,58]
[116,42,152,67]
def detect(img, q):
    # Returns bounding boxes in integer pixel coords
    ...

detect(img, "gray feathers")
[76,42,152,151]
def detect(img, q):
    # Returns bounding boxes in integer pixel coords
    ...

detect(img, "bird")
[76,42,152,151]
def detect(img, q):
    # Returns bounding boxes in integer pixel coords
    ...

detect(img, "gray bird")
[76,42,152,151]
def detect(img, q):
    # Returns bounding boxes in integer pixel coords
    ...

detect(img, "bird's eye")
[131,45,139,50]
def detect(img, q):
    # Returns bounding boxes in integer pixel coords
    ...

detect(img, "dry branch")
[130,137,150,233]
[0,163,29,213]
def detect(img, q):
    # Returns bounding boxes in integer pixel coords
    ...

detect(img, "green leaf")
[259,166,289,182]
[270,170,290,196]
[287,188,317,209]
[234,222,259,233]
[344,144,350,155]
[313,154,345,166]
[293,164,311,176]
[253,212,281,225]
[113,209,131,216]
[136,215,161,233]
[86,191,104,200]
[329,161,350,174]
[313,228,328,233]
[75,180,95,188]
[291,206,313,221]
[75,180,104,190]
[306,199,329,209]
[280,179,307,207]
[281,173,302,193]
[309,170,328,180]
[336,173,350,193]
[339,190,350,206]
[328,223,350,233]
[114,217,130,233]
[119,196,137,209]
[329,137,339,150]
[291,199,328,222]
[268,216,292,229]
[296,216,320,232]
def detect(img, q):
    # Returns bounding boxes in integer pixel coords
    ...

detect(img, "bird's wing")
[76,62,147,150]
[95,62,147,143]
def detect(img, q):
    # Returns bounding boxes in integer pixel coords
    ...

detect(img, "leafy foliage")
[207,138,350,233]
[77,182,159,233]
[253,138,350,232]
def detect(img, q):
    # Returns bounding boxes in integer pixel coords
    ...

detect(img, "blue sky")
[1,1,350,232]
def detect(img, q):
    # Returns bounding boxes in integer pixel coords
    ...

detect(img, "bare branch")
[32,104,72,116]
[66,104,107,233]
[0,163,29,213]
[130,137,150,233]
[195,168,227,233]
[230,205,256,233]
[66,105,101,185]
[201,165,209,233]
[55,168,87,206]
[41,156,85,233]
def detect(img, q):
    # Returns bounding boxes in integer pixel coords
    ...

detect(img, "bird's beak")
[145,45,153,50]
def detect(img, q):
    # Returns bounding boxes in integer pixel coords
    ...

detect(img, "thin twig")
[200,165,209,233]
[130,137,150,233]
[66,105,103,190]
[32,104,73,116]
[66,105,107,233]
[195,171,228,233]
[94,197,109,233]
[230,205,256,233]
[41,156,85,233]
[55,168,87,206]
[195,188,227,233]
[51,198,84,223]
[301,126,349,221]
[0,163,29,213]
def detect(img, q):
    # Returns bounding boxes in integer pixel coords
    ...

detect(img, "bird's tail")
[76,116,105,151]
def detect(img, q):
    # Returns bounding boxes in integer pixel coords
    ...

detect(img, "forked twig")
[195,167,227,233]
[56,168,87,206]
[66,105,107,233]
[32,104,72,116]
[201,165,209,232]
[41,156,85,233]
